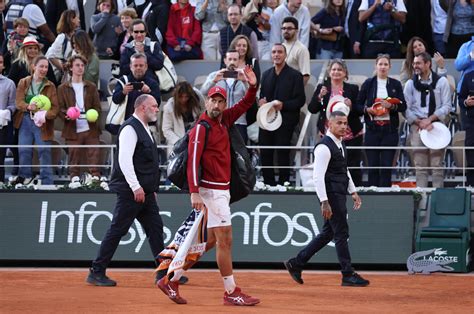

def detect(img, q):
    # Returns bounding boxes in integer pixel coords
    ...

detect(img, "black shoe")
[341,272,369,287]
[284,259,303,284]
[178,276,189,285]
[86,269,117,286]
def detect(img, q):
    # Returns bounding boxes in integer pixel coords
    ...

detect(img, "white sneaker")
[8,176,18,184]
[71,176,80,183]
[82,173,93,185]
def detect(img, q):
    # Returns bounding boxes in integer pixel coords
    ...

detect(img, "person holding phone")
[459,70,474,186]
[199,49,251,142]
[112,52,161,120]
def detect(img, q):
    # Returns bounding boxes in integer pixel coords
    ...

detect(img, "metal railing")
[1,144,472,187]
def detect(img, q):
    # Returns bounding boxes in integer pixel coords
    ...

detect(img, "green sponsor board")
[0,192,414,264]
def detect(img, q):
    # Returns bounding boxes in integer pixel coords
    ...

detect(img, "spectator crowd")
[0,0,473,188]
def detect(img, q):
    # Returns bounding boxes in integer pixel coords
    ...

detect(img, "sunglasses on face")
[133,30,146,34]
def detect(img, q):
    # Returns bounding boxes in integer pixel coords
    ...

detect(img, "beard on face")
[208,109,221,119]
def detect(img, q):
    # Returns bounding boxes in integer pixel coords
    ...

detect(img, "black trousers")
[364,125,399,187]
[295,193,353,275]
[362,41,401,59]
[259,124,295,186]
[0,126,7,182]
[466,125,474,186]
[91,191,164,273]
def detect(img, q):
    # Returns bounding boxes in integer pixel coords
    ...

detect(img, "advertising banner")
[0,192,414,264]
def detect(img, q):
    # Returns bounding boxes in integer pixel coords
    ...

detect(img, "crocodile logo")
[407,248,455,274]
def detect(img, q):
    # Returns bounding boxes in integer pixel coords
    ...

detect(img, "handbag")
[105,76,128,135]
[150,42,178,93]
[316,31,337,42]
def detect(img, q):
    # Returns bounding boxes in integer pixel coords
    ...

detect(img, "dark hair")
[403,36,427,76]
[30,55,48,74]
[97,0,115,13]
[414,51,432,64]
[227,3,242,14]
[228,35,253,60]
[329,110,347,119]
[130,19,148,34]
[225,49,239,58]
[173,82,200,119]
[57,10,77,35]
[282,16,298,29]
[326,0,345,16]
[65,54,88,75]
[14,17,30,29]
[273,43,287,53]
[72,30,95,61]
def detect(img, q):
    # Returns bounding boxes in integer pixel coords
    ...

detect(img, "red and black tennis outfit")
[187,86,257,193]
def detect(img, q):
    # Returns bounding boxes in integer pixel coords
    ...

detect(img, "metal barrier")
[1,144,472,187]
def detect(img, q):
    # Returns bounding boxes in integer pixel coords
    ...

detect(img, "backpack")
[229,125,256,203]
[167,122,256,202]
[167,120,210,190]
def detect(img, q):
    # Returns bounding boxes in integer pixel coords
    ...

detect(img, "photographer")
[112,53,161,120]
[358,0,407,58]
[199,49,250,142]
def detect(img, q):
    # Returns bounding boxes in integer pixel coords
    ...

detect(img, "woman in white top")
[355,54,406,187]
[162,81,204,155]
[46,10,81,82]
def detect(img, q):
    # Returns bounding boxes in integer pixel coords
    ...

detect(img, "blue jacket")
[454,37,474,93]
[120,38,165,81]
[112,73,161,120]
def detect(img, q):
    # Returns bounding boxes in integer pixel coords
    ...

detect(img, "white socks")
[222,275,236,294]
[170,269,184,282]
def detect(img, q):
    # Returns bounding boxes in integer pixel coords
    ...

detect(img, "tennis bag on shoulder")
[228,125,256,204]
[167,122,256,201]
[167,120,210,190]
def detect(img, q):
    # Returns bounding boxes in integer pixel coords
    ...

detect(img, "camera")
[131,82,144,90]
[179,39,186,50]
[223,70,238,79]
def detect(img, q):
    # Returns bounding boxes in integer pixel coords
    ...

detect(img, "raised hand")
[242,65,257,86]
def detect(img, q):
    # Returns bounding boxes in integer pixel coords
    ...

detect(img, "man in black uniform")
[284,111,369,287]
[87,94,170,286]
[259,43,305,186]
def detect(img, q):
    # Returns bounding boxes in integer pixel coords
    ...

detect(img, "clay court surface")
[1,268,473,313]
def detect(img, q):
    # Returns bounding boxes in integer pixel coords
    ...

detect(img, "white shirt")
[71,82,89,133]
[46,33,73,60]
[376,78,388,98]
[313,131,356,202]
[66,0,79,12]
[430,0,447,34]
[20,4,47,29]
[283,39,311,76]
[269,3,311,47]
[359,0,407,12]
[118,114,154,192]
